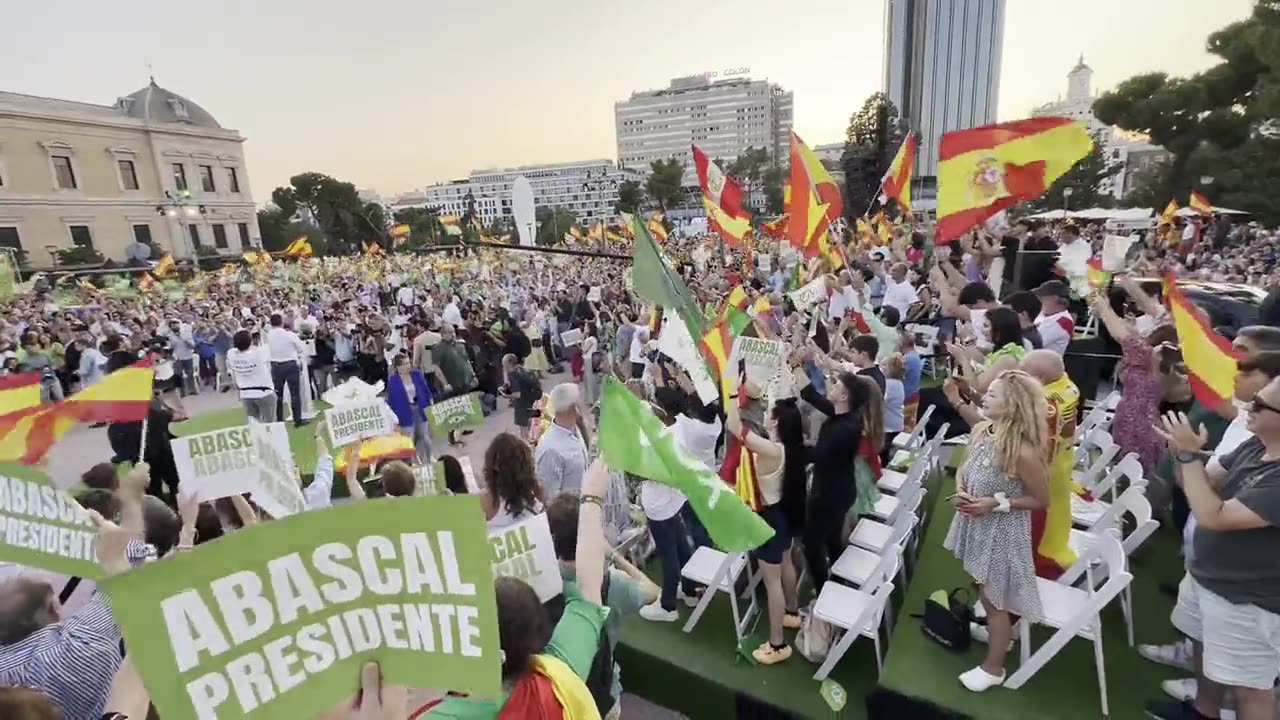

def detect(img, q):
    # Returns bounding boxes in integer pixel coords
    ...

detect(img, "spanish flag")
[282,237,313,258]
[692,144,749,226]
[646,212,669,242]
[720,419,762,512]
[569,224,584,241]
[937,117,1093,242]
[1189,191,1212,215]
[335,434,414,474]
[152,253,176,278]
[362,241,382,256]
[586,222,603,241]
[881,132,917,214]
[0,362,154,464]
[786,131,843,256]
[0,374,42,420]
[1163,273,1238,411]
[760,215,789,240]
[1159,200,1179,226]
[1086,257,1112,290]
[704,199,751,246]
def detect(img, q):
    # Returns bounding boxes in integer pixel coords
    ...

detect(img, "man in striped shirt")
[0,466,148,720]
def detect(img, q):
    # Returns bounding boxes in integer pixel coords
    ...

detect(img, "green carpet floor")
[878,484,1189,720]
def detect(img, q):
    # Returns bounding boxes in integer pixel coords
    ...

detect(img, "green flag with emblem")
[597,376,773,552]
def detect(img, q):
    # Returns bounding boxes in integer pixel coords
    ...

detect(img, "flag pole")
[137,414,149,464]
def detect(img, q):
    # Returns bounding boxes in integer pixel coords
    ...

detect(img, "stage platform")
[615,469,1192,719]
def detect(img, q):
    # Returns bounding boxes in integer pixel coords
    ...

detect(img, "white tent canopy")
[1023,207,1154,221]
[1174,205,1249,217]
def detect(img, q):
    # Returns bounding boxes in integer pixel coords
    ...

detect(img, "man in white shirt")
[881,262,920,319]
[266,313,307,427]
[396,284,416,309]
[1033,280,1075,355]
[227,328,277,422]
[442,296,464,329]
[827,271,858,321]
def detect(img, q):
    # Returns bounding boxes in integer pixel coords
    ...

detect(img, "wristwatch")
[993,492,1011,513]
[1175,451,1205,464]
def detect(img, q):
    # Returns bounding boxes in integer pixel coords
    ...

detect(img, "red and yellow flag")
[282,237,313,258]
[1159,200,1179,226]
[1163,273,1238,411]
[760,215,789,240]
[586,222,603,241]
[362,241,382,256]
[568,224,584,241]
[704,199,751,245]
[937,117,1092,242]
[152,253,176,278]
[0,373,42,420]
[1189,191,1212,215]
[0,362,154,464]
[881,132,917,214]
[692,144,748,224]
[1086,257,1112,290]
[786,131,843,257]
[646,212,669,242]
[137,273,157,292]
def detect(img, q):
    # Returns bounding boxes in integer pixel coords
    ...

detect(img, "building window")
[69,225,93,249]
[212,224,228,249]
[199,165,216,192]
[118,159,140,190]
[238,222,250,246]
[173,164,188,192]
[188,224,201,248]
[52,156,77,189]
[228,167,241,193]
[133,224,153,246]
[0,227,20,253]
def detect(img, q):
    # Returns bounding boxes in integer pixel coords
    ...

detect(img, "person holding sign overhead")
[387,353,434,463]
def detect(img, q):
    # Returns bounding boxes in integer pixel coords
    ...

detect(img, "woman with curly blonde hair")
[943,370,1051,693]
[481,432,545,529]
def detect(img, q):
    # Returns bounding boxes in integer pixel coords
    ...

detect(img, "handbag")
[795,607,835,663]
[916,587,974,652]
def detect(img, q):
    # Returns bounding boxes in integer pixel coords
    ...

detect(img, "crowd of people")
[1,208,1279,719]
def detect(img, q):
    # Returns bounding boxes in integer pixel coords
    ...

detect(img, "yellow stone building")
[0,79,257,266]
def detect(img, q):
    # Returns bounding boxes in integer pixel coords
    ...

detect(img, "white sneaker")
[639,601,679,622]
[1139,639,1194,671]
[958,665,1005,692]
[678,588,702,608]
[1160,678,1196,703]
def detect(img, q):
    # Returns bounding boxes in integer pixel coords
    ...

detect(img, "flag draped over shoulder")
[880,132,917,214]
[786,131,843,257]
[598,377,774,552]
[936,117,1092,242]
[0,362,154,464]
[1163,273,1238,411]
[1189,191,1212,215]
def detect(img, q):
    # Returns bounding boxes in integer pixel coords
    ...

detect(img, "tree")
[1094,3,1280,203]
[393,206,441,247]
[269,172,387,254]
[645,159,687,211]
[727,146,773,215]
[615,180,645,214]
[762,165,786,215]
[256,206,291,251]
[535,206,578,246]
[1021,131,1121,214]
[840,92,910,218]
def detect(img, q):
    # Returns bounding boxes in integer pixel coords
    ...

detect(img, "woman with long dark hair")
[482,432,545,529]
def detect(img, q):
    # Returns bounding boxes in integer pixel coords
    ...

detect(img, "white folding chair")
[890,404,935,451]
[878,450,928,495]
[850,488,923,556]
[1066,488,1158,647]
[1006,532,1133,719]
[811,571,896,679]
[868,468,923,522]
[680,548,758,644]
[1072,428,1120,493]
[1073,401,1111,445]
[831,541,904,627]
[1071,453,1145,530]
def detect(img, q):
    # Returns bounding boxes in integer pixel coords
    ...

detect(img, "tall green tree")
[645,159,687,211]
[1022,131,1121,213]
[269,172,386,254]
[762,166,786,215]
[1093,2,1280,205]
[840,92,910,218]
[727,147,773,215]
[393,206,441,246]
[256,206,291,251]
[535,207,578,246]
[615,180,645,214]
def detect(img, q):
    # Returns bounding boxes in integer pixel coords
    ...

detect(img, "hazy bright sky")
[0,0,1257,200]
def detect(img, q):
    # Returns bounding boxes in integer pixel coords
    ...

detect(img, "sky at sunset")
[0,0,1258,200]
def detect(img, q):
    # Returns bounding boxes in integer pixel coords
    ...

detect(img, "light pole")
[155,190,206,267]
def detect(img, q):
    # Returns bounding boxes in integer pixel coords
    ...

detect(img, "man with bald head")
[1023,349,1080,579]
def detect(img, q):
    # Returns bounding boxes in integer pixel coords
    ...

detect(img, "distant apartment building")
[615,74,794,184]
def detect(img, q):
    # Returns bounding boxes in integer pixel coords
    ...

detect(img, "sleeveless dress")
[524,324,549,372]
[942,432,1043,620]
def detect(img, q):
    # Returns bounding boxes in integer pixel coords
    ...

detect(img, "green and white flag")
[0,466,101,578]
[102,495,501,720]
[598,377,773,552]
[428,393,485,435]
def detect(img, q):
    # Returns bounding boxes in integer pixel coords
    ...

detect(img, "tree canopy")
[535,207,578,246]
[840,93,910,218]
[1021,131,1120,214]
[270,172,387,253]
[615,180,645,214]
[645,159,687,211]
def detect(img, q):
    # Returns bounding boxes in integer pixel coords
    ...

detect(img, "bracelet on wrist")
[580,494,604,508]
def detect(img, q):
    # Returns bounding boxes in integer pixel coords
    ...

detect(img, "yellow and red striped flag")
[152,253,176,278]
[881,132,917,214]
[1159,200,1179,226]
[569,224,584,241]
[646,212,669,242]
[786,131,843,257]
[1189,191,1212,215]
[282,237,313,258]
[0,362,154,464]
[937,117,1092,242]
[1086,257,1112,290]
[760,215,789,240]
[1163,273,1238,411]
[362,241,382,256]
[0,373,42,420]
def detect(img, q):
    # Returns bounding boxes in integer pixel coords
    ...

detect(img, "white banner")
[488,513,563,602]
[325,400,395,448]
[560,328,583,347]
[730,336,788,391]
[173,425,264,502]
[657,308,719,404]
[248,422,304,518]
[788,277,829,311]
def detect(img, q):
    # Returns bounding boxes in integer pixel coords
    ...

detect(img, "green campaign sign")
[103,495,500,720]
[412,461,447,496]
[0,465,101,578]
[325,401,394,448]
[428,393,485,435]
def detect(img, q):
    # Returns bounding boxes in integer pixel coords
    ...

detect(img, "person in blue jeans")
[638,477,701,622]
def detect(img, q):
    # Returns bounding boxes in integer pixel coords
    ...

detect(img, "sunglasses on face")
[1251,397,1280,416]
